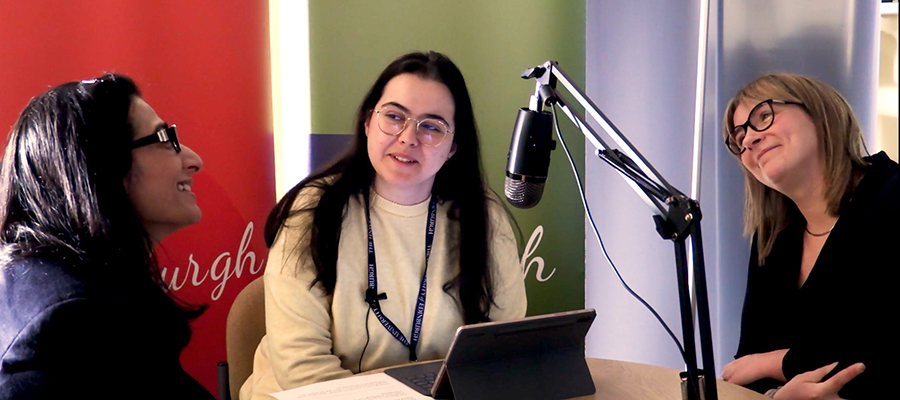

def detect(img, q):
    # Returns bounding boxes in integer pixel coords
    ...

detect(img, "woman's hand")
[722,349,788,386]
[773,362,864,400]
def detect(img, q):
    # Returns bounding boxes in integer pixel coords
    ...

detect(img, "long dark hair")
[265,51,498,323]
[0,73,202,326]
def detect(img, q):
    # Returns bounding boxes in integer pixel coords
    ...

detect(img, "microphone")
[365,288,387,305]
[505,108,555,208]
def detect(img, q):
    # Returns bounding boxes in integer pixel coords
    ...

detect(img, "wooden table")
[574,358,767,400]
[370,357,768,400]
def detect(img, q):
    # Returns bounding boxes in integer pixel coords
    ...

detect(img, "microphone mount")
[520,61,717,400]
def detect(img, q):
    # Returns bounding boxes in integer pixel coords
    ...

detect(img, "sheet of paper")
[270,372,430,400]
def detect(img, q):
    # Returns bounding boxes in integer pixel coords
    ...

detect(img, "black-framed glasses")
[130,124,181,153]
[374,105,453,147]
[726,99,804,155]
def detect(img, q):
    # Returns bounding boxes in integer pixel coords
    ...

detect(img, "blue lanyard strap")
[363,193,438,362]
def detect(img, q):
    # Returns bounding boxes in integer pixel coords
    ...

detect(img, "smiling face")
[733,99,823,193]
[366,74,457,204]
[124,96,204,242]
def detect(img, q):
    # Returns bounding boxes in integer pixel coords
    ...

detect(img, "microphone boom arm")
[528,61,697,232]
[552,98,669,217]
[522,61,718,400]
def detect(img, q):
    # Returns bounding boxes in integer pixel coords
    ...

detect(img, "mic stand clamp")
[654,195,700,242]
[520,61,718,400]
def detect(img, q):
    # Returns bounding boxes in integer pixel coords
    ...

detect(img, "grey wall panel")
[585,0,879,377]
[584,0,705,370]
[721,0,880,150]
[716,0,879,371]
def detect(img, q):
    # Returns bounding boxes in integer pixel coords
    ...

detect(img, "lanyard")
[363,193,438,362]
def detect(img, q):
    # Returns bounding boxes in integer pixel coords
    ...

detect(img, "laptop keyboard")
[404,371,438,394]
[383,360,444,397]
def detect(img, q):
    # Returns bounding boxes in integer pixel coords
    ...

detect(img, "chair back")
[226,276,266,400]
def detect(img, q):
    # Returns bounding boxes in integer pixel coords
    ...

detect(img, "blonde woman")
[720,73,897,400]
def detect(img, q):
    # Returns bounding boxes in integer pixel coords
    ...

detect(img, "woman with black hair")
[0,74,213,399]
[241,51,527,398]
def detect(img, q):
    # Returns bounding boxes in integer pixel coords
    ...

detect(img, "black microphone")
[365,288,387,305]
[505,108,556,208]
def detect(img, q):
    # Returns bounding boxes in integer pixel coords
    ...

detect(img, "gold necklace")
[805,219,838,237]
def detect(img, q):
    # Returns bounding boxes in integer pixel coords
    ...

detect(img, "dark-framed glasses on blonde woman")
[727,99,804,155]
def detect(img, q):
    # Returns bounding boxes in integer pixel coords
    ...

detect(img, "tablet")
[384,308,596,400]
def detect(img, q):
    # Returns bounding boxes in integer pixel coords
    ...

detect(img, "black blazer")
[0,256,214,399]
[735,152,899,399]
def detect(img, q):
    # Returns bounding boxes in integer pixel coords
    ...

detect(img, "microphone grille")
[504,177,544,209]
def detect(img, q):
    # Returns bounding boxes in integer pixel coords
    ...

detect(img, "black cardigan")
[734,151,899,399]
[0,256,214,400]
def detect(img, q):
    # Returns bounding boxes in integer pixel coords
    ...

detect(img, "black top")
[735,152,899,399]
[0,256,214,400]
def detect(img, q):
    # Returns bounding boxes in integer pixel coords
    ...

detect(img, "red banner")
[1,1,274,393]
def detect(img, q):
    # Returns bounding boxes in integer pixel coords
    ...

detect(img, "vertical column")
[584,0,707,370]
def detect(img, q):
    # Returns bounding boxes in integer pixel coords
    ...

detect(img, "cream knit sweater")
[240,187,527,399]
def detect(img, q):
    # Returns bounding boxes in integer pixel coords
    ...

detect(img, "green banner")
[309,0,586,315]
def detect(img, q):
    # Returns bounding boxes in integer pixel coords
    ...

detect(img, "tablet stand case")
[436,310,596,400]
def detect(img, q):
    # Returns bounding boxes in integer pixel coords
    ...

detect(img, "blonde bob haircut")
[722,73,869,264]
